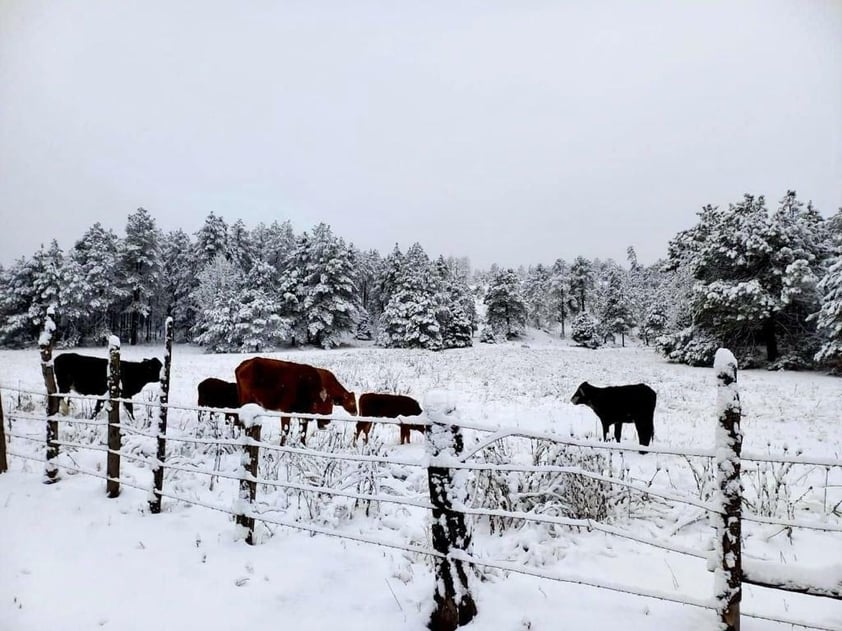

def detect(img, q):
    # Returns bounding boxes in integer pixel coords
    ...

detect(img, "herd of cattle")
[51,353,657,448]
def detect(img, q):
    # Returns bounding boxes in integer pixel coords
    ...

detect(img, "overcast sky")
[1,1,840,270]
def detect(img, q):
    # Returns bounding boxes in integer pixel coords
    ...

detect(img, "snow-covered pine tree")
[252,220,296,274]
[233,259,295,351]
[27,240,66,337]
[523,264,553,330]
[813,256,842,371]
[192,254,244,352]
[194,211,230,268]
[0,256,38,346]
[663,193,829,366]
[296,223,359,348]
[595,261,634,346]
[378,243,442,350]
[569,256,594,313]
[64,223,125,343]
[483,269,527,340]
[228,219,254,273]
[160,229,199,341]
[120,208,162,345]
[432,256,473,348]
[549,258,576,338]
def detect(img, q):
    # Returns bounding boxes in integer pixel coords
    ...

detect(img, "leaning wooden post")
[234,404,261,545]
[39,306,60,483]
[0,391,7,474]
[149,317,173,514]
[106,336,122,498]
[425,391,477,631]
[714,348,742,631]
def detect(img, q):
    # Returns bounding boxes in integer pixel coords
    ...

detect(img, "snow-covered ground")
[1,335,841,631]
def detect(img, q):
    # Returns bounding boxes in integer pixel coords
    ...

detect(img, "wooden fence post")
[0,392,7,474]
[425,391,477,631]
[714,348,742,631]
[149,317,173,514]
[39,306,60,483]
[235,405,261,545]
[106,336,122,498]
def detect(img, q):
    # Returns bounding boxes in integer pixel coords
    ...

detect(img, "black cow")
[197,377,240,424]
[570,382,656,448]
[54,353,162,419]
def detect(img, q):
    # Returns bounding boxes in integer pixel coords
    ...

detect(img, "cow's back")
[359,393,422,418]
[198,378,239,408]
[54,353,108,395]
[236,357,328,414]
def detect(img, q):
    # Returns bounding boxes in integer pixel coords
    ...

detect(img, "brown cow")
[197,378,239,424]
[354,393,425,445]
[234,358,351,445]
[314,367,357,429]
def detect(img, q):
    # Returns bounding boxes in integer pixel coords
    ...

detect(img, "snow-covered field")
[1,334,841,631]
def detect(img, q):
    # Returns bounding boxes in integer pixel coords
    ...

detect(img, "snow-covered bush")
[571,313,599,348]
[655,327,718,367]
[470,439,633,534]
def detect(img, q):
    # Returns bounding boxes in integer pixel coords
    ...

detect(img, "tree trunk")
[762,318,778,363]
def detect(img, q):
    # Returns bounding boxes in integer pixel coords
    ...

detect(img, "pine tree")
[194,212,230,268]
[161,229,199,341]
[295,223,359,348]
[252,220,296,273]
[0,257,38,346]
[433,256,474,349]
[27,240,66,334]
[813,256,842,371]
[121,208,162,345]
[549,258,575,338]
[192,254,244,352]
[232,260,295,351]
[569,256,594,313]
[664,193,829,366]
[64,223,125,343]
[228,219,254,273]
[483,269,527,340]
[523,264,553,330]
[595,262,634,345]
[378,243,442,349]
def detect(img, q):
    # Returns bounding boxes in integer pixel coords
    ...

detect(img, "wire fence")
[2,347,842,631]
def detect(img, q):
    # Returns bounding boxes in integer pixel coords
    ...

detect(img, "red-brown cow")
[235,358,352,445]
[354,393,425,445]
[314,367,357,428]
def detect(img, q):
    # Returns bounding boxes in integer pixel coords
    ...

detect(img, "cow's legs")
[124,401,134,420]
[614,421,623,442]
[92,397,105,419]
[299,419,308,445]
[601,420,611,441]
[280,417,291,446]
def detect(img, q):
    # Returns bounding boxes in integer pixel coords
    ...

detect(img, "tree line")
[0,191,840,371]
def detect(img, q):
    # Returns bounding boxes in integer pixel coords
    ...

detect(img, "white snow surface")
[2,334,842,630]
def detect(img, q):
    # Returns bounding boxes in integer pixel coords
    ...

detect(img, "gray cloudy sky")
[1,1,840,269]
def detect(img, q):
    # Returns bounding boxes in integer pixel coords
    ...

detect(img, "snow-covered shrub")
[655,327,718,367]
[571,313,600,348]
[742,449,805,520]
[470,439,633,534]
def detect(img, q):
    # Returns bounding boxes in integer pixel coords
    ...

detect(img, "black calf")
[54,353,162,419]
[570,381,656,448]
[197,377,239,424]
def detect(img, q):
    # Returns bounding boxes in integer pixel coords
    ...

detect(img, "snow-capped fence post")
[424,391,477,631]
[149,317,173,514]
[106,336,122,498]
[714,348,742,631]
[39,306,60,483]
[235,404,261,545]
[0,393,7,474]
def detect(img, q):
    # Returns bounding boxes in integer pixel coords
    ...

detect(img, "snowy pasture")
[1,336,841,631]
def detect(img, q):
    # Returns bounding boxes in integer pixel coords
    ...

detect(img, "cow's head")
[341,390,358,416]
[143,358,164,382]
[570,382,591,405]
